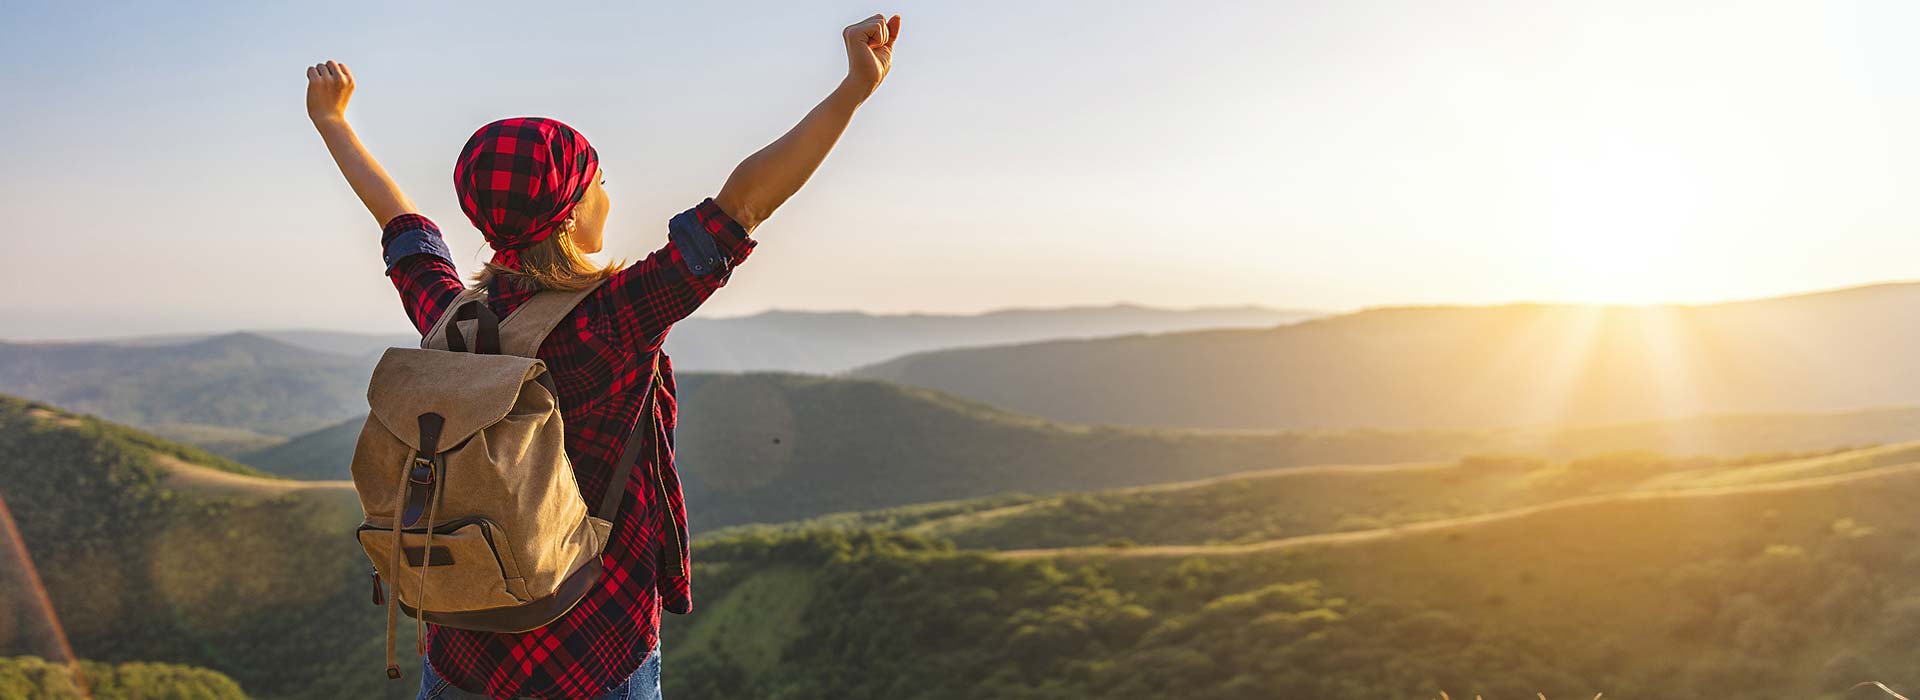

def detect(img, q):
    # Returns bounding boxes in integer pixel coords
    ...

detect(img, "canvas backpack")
[348,278,660,680]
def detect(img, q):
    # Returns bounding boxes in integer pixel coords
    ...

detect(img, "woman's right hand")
[306,60,355,124]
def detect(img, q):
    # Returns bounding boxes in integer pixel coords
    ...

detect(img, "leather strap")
[421,278,609,358]
[402,413,446,528]
[442,302,501,355]
[597,354,662,522]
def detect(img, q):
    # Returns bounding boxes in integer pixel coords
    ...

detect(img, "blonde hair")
[467,216,624,293]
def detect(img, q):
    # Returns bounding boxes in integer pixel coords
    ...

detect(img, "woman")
[305,13,903,700]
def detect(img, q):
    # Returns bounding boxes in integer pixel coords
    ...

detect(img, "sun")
[1535,139,1713,305]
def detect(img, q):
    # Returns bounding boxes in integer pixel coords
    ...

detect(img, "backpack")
[348,278,660,680]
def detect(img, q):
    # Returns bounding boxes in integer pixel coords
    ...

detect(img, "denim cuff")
[669,209,731,280]
[383,227,454,274]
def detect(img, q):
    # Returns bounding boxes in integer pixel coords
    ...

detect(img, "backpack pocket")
[357,517,530,613]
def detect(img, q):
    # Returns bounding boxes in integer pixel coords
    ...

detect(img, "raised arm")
[307,61,418,227]
[713,13,902,232]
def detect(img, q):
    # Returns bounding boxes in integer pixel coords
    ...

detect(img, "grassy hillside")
[669,458,1920,699]
[854,282,1920,431]
[0,394,411,700]
[244,372,1920,530]
[14,390,1920,699]
[0,332,372,439]
[0,656,246,699]
[237,415,363,480]
[772,446,1881,551]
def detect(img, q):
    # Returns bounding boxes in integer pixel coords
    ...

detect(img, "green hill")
[236,414,364,481]
[854,282,1920,431]
[0,394,409,700]
[669,457,1920,699]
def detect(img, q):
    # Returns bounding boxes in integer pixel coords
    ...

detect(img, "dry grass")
[1858,682,1913,700]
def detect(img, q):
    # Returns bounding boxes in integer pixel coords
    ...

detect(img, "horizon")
[11,276,1920,343]
[11,1,1920,339]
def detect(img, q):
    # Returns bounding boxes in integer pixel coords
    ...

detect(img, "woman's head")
[454,117,619,291]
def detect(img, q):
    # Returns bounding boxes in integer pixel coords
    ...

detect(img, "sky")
[5,0,1920,340]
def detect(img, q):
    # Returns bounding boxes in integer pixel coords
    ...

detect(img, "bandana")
[453,117,600,270]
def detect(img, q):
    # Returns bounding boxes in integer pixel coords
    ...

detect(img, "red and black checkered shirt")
[380,198,755,699]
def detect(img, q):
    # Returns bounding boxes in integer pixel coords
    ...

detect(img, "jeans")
[417,642,661,700]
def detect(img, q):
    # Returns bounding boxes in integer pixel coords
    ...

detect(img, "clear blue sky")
[6,1,1920,339]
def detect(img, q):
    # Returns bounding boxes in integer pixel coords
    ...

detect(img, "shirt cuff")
[381,213,455,274]
[669,198,756,280]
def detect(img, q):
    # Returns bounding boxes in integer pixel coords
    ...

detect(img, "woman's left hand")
[306,60,355,124]
[842,14,901,97]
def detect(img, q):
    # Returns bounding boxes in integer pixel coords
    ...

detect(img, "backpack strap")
[495,278,612,358]
[420,286,487,351]
[421,278,610,358]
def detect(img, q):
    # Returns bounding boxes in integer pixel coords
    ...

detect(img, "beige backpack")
[349,279,659,680]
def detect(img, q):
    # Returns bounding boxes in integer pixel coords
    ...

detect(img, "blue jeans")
[417,642,661,700]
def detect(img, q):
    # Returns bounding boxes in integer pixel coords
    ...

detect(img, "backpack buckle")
[409,456,436,485]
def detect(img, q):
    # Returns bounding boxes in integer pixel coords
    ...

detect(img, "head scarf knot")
[453,117,599,270]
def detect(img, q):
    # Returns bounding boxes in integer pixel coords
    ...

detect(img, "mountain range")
[0,303,1313,450]
[855,282,1920,431]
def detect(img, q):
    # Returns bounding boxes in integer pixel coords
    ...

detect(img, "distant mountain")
[854,282,1920,430]
[98,329,417,360]
[239,372,1920,529]
[2,304,1312,448]
[0,332,372,440]
[663,304,1318,373]
[33,303,1315,373]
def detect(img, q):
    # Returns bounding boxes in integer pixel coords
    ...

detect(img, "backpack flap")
[364,346,555,452]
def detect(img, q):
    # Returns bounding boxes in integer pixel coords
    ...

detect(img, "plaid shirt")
[381,198,755,699]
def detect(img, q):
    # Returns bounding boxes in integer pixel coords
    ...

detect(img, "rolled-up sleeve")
[605,198,758,353]
[668,198,755,281]
[381,213,456,274]
[381,213,464,337]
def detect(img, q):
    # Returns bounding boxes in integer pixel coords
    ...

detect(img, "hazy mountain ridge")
[0,304,1314,446]
[0,331,372,440]
[854,281,1920,430]
[18,303,1315,371]
[664,303,1317,372]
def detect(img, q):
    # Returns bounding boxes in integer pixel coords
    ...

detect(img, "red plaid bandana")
[453,117,600,270]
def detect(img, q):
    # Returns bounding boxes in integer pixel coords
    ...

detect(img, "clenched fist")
[306,60,355,124]
[842,13,901,96]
